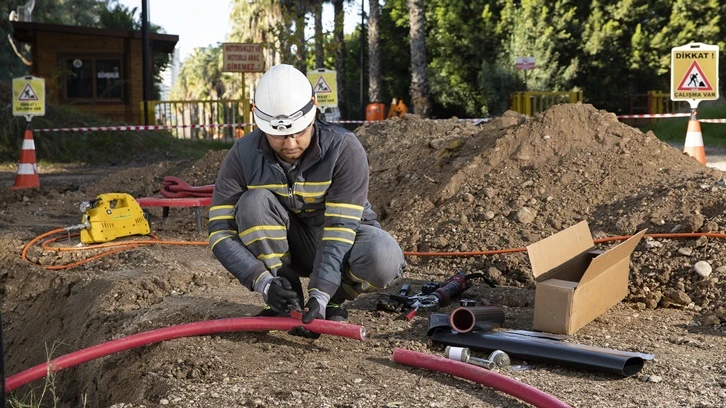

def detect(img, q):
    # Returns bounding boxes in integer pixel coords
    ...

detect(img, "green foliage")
[638,103,726,146]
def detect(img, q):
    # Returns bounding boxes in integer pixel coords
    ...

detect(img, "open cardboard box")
[526,221,646,335]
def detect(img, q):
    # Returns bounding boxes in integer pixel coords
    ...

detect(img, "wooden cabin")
[11,21,178,123]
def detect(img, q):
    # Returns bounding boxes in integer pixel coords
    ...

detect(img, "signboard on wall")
[222,43,265,73]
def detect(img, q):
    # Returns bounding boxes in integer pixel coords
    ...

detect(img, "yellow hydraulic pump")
[78,193,150,244]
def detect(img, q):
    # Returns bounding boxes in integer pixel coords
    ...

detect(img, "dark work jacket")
[208,119,378,297]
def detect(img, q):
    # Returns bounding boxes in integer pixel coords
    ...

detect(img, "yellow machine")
[78,193,150,244]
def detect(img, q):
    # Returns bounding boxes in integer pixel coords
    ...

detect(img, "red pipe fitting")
[393,348,572,408]
[6,317,365,393]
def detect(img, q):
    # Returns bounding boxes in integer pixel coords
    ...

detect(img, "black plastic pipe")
[449,306,505,333]
[429,314,652,377]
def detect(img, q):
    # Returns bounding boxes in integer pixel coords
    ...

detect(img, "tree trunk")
[332,0,347,119]
[314,1,324,69]
[408,0,431,117]
[294,2,308,73]
[367,0,382,103]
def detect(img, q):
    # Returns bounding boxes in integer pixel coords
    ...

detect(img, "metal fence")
[141,99,254,142]
[509,91,583,116]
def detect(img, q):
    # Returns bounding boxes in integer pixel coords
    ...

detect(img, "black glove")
[288,298,323,339]
[301,297,322,324]
[265,277,299,313]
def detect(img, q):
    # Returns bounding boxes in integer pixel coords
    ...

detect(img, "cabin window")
[61,56,123,101]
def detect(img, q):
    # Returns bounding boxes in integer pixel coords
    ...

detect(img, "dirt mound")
[2,103,726,407]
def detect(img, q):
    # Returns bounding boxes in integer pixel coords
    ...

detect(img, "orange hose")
[22,229,726,270]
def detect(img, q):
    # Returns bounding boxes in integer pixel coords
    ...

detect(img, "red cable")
[393,348,572,408]
[6,317,365,393]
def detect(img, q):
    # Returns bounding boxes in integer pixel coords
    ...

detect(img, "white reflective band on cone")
[16,163,36,175]
[22,139,35,150]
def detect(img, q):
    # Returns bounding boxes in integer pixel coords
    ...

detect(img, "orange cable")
[23,230,726,270]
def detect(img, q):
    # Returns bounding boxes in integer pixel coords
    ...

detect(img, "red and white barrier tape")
[698,119,726,124]
[32,118,492,133]
[33,123,254,133]
[616,113,690,119]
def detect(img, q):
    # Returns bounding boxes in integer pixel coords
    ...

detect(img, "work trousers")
[235,189,405,301]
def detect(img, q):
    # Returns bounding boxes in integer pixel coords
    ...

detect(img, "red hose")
[6,317,365,393]
[393,348,572,408]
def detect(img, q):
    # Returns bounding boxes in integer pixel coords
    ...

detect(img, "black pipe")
[449,306,505,333]
[428,313,653,377]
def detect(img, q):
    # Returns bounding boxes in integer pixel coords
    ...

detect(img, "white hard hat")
[253,64,317,135]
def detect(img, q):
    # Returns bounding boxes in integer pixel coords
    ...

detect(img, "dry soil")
[1,104,725,408]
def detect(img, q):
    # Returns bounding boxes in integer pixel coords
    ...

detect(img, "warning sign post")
[307,68,338,110]
[671,43,719,108]
[12,76,46,120]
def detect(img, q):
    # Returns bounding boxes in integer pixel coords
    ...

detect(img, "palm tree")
[367,0,382,103]
[408,0,431,117]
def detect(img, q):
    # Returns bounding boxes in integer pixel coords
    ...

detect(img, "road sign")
[12,76,45,119]
[671,43,719,106]
[222,43,265,73]
[515,57,536,70]
[307,68,338,109]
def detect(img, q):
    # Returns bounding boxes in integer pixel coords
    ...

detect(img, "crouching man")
[208,64,405,332]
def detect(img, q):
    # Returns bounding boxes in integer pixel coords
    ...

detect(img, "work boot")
[325,302,348,322]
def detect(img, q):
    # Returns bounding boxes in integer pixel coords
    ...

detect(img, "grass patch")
[1,82,233,165]
[638,103,726,146]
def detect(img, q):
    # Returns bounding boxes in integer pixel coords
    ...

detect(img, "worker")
[387,98,409,118]
[208,64,406,336]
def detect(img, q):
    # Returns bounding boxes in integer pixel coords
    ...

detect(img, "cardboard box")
[526,221,646,335]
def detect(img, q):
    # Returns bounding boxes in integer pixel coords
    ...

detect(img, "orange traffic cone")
[683,119,706,165]
[9,128,40,189]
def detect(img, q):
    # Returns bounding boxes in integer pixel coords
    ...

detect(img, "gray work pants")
[235,189,405,301]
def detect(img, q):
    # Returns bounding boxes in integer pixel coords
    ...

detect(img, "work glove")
[288,298,323,339]
[264,277,299,314]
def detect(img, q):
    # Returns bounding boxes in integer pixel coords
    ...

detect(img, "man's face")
[265,121,314,164]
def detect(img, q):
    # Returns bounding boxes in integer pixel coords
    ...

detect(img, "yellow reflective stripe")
[327,202,364,211]
[210,215,234,221]
[265,260,283,270]
[324,213,362,221]
[253,271,270,287]
[209,206,236,222]
[210,234,234,250]
[240,225,286,237]
[256,252,288,260]
[325,227,356,235]
[346,270,377,290]
[293,180,331,197]
[209,229,237,239]
[248,184,287,190]
[210,204,234,212]
[322,237,355,244]
[247,236,288,245]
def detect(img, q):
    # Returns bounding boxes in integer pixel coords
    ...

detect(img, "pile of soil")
[1,103,725,408]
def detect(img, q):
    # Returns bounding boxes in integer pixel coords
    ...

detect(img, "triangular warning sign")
[313,77,332,93]
[18,83,39,101]
[677,61,713,91]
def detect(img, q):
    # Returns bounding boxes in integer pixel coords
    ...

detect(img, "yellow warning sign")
[12,76,46,117]
[307,68,338,108]
[671,43,719,102]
